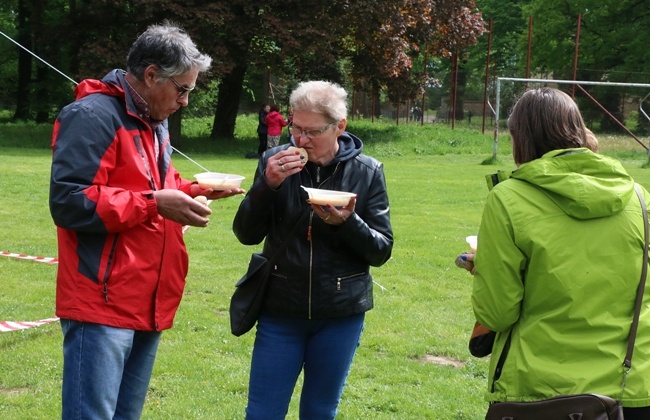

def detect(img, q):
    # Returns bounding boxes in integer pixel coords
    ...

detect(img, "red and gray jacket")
[50,70,192,331]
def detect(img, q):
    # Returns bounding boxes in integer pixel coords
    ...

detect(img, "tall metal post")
[482,18,493,134]
[493,78,501,159]
[572,13,582,98]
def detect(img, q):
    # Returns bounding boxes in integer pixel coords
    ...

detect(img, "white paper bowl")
[194,172,245,190]
[466,235,478,251]
[302,186,356,207]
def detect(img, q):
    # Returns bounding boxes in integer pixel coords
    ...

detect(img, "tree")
[346,1,485,117]
[523,0,650,131]
[463,0,530,115]
[193,0,486,138]
[12,0,31,121]
[1,0,487,140]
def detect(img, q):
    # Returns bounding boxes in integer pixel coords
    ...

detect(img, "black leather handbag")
[229,212,307,336]
[486,185,648,420]
[229,252,273,336]
[486,393,622,420]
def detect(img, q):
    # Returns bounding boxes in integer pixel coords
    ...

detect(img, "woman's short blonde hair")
[508,88,598,165]
[289,81,348,123]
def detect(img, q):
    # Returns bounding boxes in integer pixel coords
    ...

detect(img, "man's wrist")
[142,190,158,216]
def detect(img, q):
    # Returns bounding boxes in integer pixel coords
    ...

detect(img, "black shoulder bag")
[229,212,307,337]
[485,185,648,420]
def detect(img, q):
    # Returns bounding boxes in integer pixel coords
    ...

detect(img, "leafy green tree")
[346,1,485,118]
[1,0,487,140]
[523,0,650,131]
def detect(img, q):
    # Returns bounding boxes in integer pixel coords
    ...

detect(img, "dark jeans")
[257,132,267,155]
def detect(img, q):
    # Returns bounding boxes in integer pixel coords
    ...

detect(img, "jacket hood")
[510,148,634,219]
[332,131,363,163]
[74,70,126,101]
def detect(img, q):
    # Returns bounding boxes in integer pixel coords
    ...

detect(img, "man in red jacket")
[49,22,243,419]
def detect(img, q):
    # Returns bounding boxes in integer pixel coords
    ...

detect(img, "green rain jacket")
[472,148,650,407]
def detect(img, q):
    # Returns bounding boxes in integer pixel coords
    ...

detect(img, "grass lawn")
[1,116,649,419]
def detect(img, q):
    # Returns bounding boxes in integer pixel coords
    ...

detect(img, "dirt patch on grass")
[0,386,29,396]
[420,354,464,368]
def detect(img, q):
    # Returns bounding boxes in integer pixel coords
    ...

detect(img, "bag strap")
[490,330,512,393]
[265,211,309,266]
[625,185,649,371]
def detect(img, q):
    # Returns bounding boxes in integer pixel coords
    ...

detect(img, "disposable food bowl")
[194,172,245,190]
[301,186,356,207]
[466,235,478,251]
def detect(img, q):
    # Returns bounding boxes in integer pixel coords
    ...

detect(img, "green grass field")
[1,115,649,419]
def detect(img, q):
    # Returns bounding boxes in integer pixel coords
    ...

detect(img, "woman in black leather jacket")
[233,80,393,420]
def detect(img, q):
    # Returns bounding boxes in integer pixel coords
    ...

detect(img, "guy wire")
[0,29,211,172]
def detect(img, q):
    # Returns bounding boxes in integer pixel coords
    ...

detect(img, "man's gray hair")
[126,21,212,81]
[290,81,348,123]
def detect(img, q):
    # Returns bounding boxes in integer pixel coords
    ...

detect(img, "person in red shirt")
[265,104,288,149]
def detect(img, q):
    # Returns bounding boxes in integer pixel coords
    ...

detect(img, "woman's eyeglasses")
[289,122,336,139]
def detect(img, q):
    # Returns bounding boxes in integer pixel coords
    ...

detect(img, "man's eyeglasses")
[289,122,337,139]
[168,77,195,98]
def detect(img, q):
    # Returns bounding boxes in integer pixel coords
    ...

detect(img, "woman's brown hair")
[508,88,597,165]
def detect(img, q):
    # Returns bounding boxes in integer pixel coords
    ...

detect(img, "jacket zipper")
[308,210,314,319]
[102,234,120,302]
[304,162,341,319]
[336,272,366,290]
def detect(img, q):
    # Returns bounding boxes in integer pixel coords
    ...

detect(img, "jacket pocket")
[327,271,372,314]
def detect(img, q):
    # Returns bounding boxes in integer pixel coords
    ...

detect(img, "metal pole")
[451,51,458,129]
[482,18,493,134]
[575,85,647,150]
[572,13,582,97]
[640,92,650,165]
[421,49,428,126]
[526,16,533,89]
[493,78,501,159]
[499,77,650,89]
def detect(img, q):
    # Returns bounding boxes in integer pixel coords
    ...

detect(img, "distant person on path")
[265,103,288,149]
[257,103,270,155]
[411,106,422,122]
[233,80,393,419]
[461,88,650,419]
[49,21,243,419]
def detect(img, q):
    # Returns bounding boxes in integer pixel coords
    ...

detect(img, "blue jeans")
[60,319,161,420]
[246,313,365,420]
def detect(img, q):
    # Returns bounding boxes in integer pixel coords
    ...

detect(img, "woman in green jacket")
[471,88,650,419]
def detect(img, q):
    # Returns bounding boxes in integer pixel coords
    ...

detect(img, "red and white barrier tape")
[0,251,58,264]
[0,251,59,332]
[0,317,60,333]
